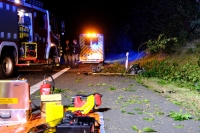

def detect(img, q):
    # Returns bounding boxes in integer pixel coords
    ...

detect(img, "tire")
[0,54,15,79]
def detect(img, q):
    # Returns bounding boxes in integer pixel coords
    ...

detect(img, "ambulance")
[79,33,104,63]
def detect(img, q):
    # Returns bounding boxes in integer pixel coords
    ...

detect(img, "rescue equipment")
[40,74,55,95]
[0,75,104,133]
[66,93,103,115]
[56,111,96,133]
[0,79,31,125]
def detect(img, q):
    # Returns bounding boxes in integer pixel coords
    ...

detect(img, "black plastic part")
[56,116,95,133]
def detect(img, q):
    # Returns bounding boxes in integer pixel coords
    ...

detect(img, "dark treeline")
[106,0,200,54]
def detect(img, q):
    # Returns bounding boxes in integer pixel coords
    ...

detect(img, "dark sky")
[40,1,128,39]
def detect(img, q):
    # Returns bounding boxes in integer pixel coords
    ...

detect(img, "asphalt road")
[6,64,200,133]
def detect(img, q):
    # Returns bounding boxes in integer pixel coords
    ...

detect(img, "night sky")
[39,1,143,62]
[40,1,124,38]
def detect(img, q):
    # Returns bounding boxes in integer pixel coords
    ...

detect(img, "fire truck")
[0,0,64,78]
[79,33,104,63]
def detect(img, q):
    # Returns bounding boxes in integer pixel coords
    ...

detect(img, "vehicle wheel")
[0,54,15,78]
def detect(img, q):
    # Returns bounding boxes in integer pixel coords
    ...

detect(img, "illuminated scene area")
[0,0,200,133]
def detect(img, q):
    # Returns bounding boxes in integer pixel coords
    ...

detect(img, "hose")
[17,74,27,81]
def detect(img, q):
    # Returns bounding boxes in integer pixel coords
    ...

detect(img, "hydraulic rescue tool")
[66,93,103,115]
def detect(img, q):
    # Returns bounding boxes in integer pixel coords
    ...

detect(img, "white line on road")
[30,68,69,95]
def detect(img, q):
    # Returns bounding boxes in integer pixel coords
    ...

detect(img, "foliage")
[88,83,93,87]
[131,125,139,132]
[141,57,200,91]
[136,34,178,62]
[143,117,154,122]
[173,125,184,129]
[121,110,126,113]
[145,34,178,53]
[108,86,116,90]
[131,126,156,132]
[134,42,200,116]
[127,112,134,115]
[142,127,157,132]
[51,88,65,94]
[168,109,191,121]
[124,0,200,50]
[198,57,200,67]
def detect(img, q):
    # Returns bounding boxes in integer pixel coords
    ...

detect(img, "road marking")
[97,112,105,133]
[30,68,70,95]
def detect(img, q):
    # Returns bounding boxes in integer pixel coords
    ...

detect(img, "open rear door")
[79,33,104,63]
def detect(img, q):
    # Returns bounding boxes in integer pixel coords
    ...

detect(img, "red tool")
[72,93,103,108]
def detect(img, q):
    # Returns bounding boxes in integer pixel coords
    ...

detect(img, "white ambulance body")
[79,33,104,63]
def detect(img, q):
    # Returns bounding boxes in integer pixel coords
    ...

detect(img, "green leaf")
[109,86,116,90]
[143,117,154,122]
[130,83,136,86]
[154,112,164,115]
[52,88,65,93]
[118,95,124,100]
[134,108,143,111]
[142,99,150,103]
[127,112,134,115]
[121,110,126,113]
[88,84,93,87]
[174,125,184,128]
[131,125,139,131]
[102,83,107,86]
[138,112,143,114]
[143,127,157,132]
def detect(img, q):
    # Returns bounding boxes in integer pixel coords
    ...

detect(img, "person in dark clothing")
[71,39,81,69]
[63,39,72,68]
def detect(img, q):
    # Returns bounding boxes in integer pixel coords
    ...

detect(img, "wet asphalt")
[28,64,200,133]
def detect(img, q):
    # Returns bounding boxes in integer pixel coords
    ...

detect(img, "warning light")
[86,33,97,37]
[14,0,20,4]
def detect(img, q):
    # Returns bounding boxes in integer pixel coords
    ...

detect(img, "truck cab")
[0,0,64,78]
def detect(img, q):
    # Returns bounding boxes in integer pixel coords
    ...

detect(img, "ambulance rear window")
[92,37,98,45]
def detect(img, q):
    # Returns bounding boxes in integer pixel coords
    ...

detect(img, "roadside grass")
[136,77,200,117]
[103,42,200,118]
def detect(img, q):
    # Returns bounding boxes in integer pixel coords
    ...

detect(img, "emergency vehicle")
[79,33,104,63]
[0,0,64,78]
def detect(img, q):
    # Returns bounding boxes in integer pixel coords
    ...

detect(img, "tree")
[122,0,200,50]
